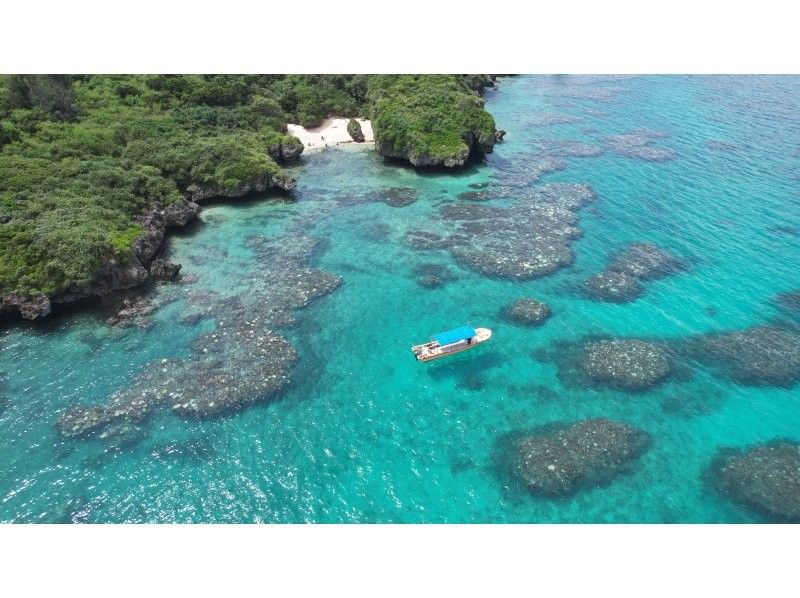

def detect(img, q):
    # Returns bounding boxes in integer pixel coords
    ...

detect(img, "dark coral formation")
[528,113,582,126]
[367,187,419,208]
[606,130,676,161]
[489,155,566,189]
[584,242,685,303]
[711,441,800,522]
[104,296,155,328]
[457,190,493,201]
[402,230,457,251]
[608,242,686,280]
[581,339,671,391]
[412,263,456,289]
[445,183,594,280]
[775,290,800,315]
[535,138,604,158]
[503,298,552,326]
[584,270,643,303]
[689,326,800,387]
[501,419,651,497]
[58,233,341,437]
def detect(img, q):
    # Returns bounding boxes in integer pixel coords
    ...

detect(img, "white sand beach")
[287,117,374,150]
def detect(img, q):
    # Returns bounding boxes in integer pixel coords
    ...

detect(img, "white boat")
[411,325,492,362]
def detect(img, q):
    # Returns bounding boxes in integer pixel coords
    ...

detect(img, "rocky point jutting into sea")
[2,75,800,523]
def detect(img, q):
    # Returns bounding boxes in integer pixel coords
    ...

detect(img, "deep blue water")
[1,75,799,522]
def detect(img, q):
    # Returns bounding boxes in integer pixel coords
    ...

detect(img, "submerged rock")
[584,270,643,303]
[584,242,685,303]
[504,418,651,497]
[528,113,582,126]
[536,138,604,158]
[608,242,686,280]
[368,187,418,208]
[606,131,676,161]
[403,230,454,250]
[149,258,181,281]
[503,298,552,326]
[457,190,493,201]
[416,275,444,289]
[448,183,594,281]
[58,231,342,437]
[413,263,456,289]
[775,290,800,314]
[691,326,800,387]
[711,441,800,522]
[105,296,154,328]
[582,339,671,391]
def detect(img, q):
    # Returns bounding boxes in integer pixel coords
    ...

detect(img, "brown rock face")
[149,259,181,281]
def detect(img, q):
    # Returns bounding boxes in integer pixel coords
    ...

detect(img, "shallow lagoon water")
[2,75,800,522]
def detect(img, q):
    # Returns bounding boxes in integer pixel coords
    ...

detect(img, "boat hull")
[411,328,492,362]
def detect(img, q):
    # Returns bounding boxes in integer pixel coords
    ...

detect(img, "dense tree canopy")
[0,74,495,301]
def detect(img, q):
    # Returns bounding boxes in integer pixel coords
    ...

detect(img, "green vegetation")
[346,118,365,142]
[1,74,495,305]
[367,75,496,165]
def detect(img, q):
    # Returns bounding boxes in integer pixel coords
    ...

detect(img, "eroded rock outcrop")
[2,199,202,321]
[711,441,800,522]
[500,418,651,497]
[347,119,365,143]
[105,296,155,328]
[185,172,295,202]
[149,258,181,281]
[1,293,52,320]
[267,136,304,162]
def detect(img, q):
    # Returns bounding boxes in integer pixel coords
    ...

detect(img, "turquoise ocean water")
[1,75,799,523]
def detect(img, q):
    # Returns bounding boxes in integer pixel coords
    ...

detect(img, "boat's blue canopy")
[433,326,476,346]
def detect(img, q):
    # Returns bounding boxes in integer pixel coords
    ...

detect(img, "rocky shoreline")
[1,172,297,321]
[57,232,341,436]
